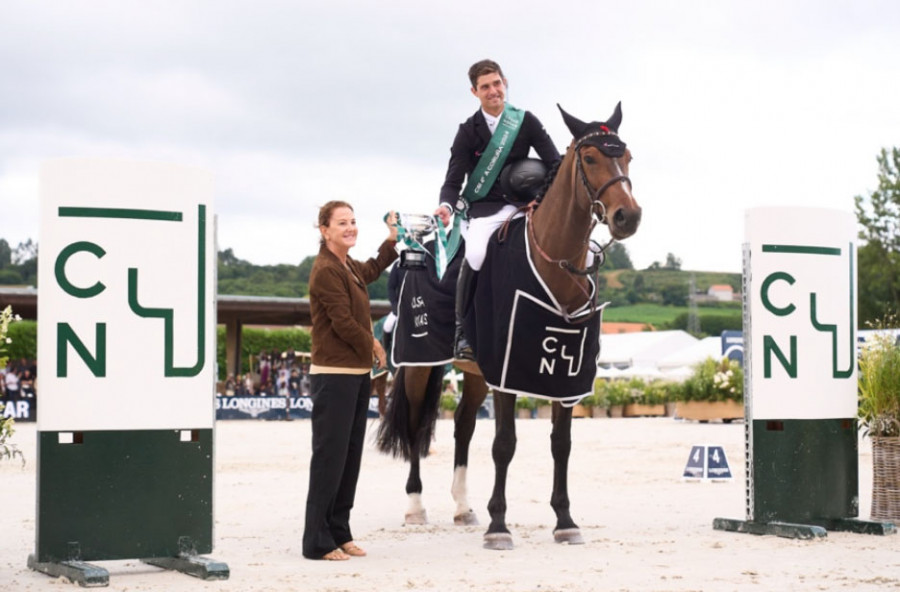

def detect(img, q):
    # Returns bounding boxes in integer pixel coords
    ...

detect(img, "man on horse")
[433,59,561,361]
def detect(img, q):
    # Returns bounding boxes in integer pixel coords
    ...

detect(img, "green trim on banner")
[59,207,184,222]
[762,244,841,256]
[462,104,524,202]
[126,205,207,377]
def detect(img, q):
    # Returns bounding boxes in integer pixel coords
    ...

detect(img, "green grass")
[602,303,687,326]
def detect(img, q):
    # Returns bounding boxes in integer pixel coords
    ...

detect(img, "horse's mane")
[534,146,566,202]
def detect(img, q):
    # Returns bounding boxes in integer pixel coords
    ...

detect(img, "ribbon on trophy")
[389,213,463,280]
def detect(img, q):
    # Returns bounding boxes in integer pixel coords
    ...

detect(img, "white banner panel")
[745,207,857,420]
[37,159,216,431]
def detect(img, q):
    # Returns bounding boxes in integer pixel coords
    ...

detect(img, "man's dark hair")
[468,59,504,88]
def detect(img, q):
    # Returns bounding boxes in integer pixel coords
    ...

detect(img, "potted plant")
[534,397,553,419]
[583,382,609,418]
[515,396,536,419]
[858,319,900,521]
[674,356,744,422]
[0,306,23,464]
[439,391,458,420]
[604,380,631,418]
[623,378,668,417]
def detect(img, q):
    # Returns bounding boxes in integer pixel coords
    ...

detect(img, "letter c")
[760,271,795,317]
[542,336,558,354]
[55,241,106,298]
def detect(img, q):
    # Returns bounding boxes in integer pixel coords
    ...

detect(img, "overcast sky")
[2,0,898,273]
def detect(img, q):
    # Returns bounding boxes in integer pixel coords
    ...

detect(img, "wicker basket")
[871,436,900,521]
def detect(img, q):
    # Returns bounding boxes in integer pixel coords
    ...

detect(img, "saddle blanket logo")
[493,290,602,400]
[391,254,458,367]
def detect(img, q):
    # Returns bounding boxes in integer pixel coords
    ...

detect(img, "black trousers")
[302,372,371,559]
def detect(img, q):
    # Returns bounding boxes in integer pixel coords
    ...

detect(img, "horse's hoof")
[404,510,428,525]
[553,528,585,545]
[483,532,514,551]
[453,509,479,526]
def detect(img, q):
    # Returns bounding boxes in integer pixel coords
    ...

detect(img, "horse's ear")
[606,102,623,133]
[558,104,589,138]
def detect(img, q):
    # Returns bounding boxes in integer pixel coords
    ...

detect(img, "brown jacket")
[309,240,398,369]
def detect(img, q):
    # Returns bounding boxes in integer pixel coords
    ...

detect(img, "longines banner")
[215,395,381,420]
[744,207,857,420]
[37,159,216,432]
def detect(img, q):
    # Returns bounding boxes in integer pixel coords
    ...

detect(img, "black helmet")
[500,158,548,205]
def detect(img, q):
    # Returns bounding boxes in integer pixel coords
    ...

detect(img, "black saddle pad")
[391,240,464,367]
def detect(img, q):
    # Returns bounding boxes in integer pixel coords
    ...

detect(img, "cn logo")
[539,327,585,377]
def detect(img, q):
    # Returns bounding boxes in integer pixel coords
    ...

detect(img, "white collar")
[482,108,503,135]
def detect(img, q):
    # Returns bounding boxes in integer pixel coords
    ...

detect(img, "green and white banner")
[38,159,216,431]
[744,207,857,420]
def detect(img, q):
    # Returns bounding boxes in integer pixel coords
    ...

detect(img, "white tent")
[657,336,723,371]
[596,366,625,379]
[598,330,699,369]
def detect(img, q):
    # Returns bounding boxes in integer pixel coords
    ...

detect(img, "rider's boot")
[453,259,477,361]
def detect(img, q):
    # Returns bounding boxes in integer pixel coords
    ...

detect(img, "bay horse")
[376,247,490,526]
[379,102,641,549]
[474,102,640,549]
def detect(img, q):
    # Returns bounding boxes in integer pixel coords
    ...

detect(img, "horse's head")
[558,102,642,240]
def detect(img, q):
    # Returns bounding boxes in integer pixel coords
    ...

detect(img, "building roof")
[0,287,391,326]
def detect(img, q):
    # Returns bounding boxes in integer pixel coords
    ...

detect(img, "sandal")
[340,542,367,557]
[321,548,350,561]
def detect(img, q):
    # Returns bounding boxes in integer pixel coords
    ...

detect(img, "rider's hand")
[433,204,452,227]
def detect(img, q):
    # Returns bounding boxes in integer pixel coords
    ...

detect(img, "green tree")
[0,239,11,269]
[664,252,682,270]
[855,147,900,324]
[604,242,633,270]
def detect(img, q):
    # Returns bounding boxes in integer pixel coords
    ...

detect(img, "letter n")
[539,357,555,375]
[763,335,797,378]
[57,323,107,377]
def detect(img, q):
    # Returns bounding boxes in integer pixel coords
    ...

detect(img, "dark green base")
[713,517,896,539]
[35,429,214,563]
[750,418,859,523]
[27,554,109,588]
[142,554,230,580]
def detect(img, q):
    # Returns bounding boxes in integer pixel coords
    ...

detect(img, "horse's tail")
[376,365,444,461]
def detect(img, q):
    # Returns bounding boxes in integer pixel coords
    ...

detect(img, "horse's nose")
[613,206,642,237]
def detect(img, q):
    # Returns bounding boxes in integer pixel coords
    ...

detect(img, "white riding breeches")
[462,205,523,271]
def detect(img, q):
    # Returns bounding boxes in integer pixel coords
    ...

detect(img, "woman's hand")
[373,338,387,369]
[385,210,399,242]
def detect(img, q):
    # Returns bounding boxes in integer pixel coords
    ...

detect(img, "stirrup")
[454,337,474,361]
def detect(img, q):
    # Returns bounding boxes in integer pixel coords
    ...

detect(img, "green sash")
[462,105,525,203]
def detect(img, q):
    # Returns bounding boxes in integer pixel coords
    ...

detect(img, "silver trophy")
[398,213,437,268]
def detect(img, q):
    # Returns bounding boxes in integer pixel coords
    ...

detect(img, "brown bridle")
[521,130,632,322]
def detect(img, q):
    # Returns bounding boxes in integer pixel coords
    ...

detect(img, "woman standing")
[303,201,398,561]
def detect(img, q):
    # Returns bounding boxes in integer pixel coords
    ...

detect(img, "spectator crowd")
[220,349,311,398]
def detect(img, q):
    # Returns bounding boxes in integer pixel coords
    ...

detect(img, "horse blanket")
[390,241,464,367]
[464,218,605,403]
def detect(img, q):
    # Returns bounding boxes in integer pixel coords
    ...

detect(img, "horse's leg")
[484,390,517,550]
[403,366,430,525]
[550,402,584,544]
[451,370,488,525]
